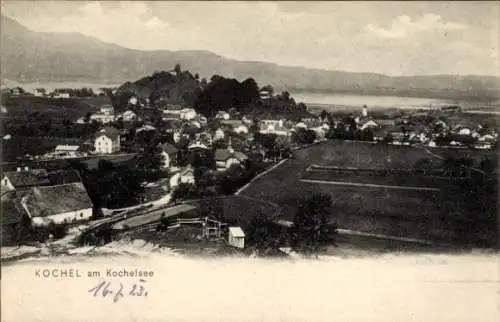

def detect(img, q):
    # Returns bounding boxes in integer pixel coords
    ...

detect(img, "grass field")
[1,95,110,121]
[239,140,498,246]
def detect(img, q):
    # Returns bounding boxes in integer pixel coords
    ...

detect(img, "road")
[111,204,197,230]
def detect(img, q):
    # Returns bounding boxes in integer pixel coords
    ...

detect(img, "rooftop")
[3,169,50,188]
[23,182,93,218]
[55,145,80,152]
[229,226,245,237]
[97,126,120,140]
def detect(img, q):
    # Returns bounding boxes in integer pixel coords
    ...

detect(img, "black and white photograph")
[1,1,499,321]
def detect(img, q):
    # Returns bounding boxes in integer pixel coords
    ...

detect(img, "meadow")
[239,140,497,246]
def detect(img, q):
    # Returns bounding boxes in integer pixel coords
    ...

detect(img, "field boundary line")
[336,228,434,245]
[235,158,290,195]
[299,179,440,192]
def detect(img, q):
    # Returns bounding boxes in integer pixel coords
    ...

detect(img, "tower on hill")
[362,105,368,117]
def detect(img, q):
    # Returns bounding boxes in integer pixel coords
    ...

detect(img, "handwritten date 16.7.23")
[88,279,149,303]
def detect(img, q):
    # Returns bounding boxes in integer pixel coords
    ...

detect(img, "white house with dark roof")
[20,182,94,227]
[94,126,121,154]
[214,145,248,171]
[228,226,245,248]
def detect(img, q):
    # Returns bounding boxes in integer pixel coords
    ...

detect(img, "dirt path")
[299,179,440,192]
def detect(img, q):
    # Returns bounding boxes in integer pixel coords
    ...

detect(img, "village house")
[2,168,50,193]
[51,89,71,99]
[34,88,45,97]
[9,87,24,96]
[188,141,210,150]
[52,145,84,158]
[241,115,253,125]
[94,126,121,154]
[20,182,94,227]
[195,115,208,125]
[214,146,248,171]
[260,118,290,136]
[220,119,249,134]
[180,108,197,120]
[228,226,245,248]
[90,104,115,124]
[212,127,226,142]
[259,89,273,100]
[158,142,179,169]
[120,110,137,121]
[474,141,493,150]
[373,119,396,127]
[360,120,379,131]
[128,96,139,106]
[163,111,182,121]
[456,127,472,136]
[215,110,231,120]
[75,117,86,124]
[169,166,196,189]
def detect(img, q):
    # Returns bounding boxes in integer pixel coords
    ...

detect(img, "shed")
[228,226,245,249]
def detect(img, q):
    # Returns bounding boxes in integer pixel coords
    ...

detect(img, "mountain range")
[1,15,499,101]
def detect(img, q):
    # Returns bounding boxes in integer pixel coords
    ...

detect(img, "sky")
[1,1,499,76]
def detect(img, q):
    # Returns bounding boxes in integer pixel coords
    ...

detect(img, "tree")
[174,63,181,75]
[246,214,284,254]
[291,193,336,255]
[320,110,328,121]
[84,112,92,124]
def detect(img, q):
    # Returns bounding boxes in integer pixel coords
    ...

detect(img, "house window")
[80,213,84,218]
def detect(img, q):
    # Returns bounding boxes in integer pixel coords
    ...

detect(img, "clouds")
[364,13,467,39]
[1,1,498,76]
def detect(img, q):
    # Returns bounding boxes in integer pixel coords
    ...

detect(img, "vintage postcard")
[1,1,499,321]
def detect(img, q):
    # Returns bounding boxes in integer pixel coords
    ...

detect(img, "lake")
[291,92,453,111]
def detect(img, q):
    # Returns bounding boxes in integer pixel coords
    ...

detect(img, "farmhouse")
[2,168,50,192]
[228,226,245,249]
[215,148,248,171]
[21,182,94,227]
[94,126,121,154]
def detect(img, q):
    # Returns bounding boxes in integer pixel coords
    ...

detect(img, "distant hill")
[2,15,500,101]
